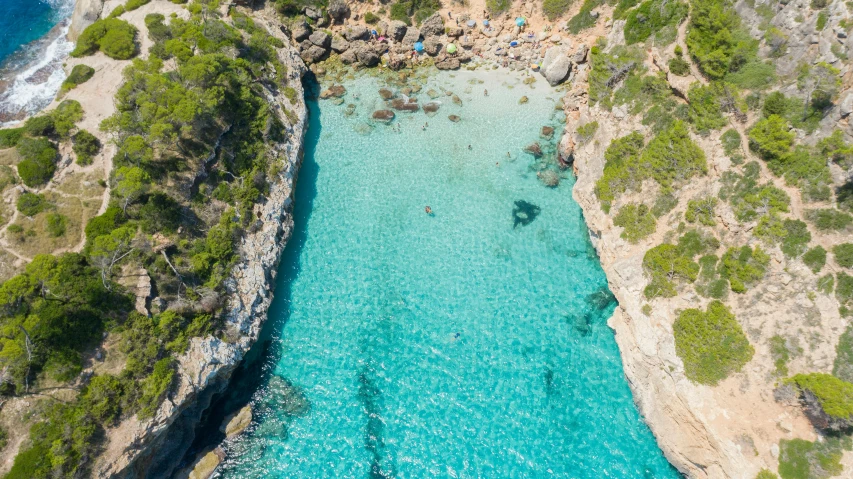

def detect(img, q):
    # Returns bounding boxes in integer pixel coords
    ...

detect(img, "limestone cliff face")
[68,0,105,41]
[85,9,310,479]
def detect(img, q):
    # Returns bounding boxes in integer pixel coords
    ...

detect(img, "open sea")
[0,0,75,124]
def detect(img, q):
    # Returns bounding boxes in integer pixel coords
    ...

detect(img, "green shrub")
[719,245,769,293]
[486,0,511,13]
[16,137,57,187]
[789,373,853,420]
[770,335,791,377]
[749,114,793,161]
[16,192,48,217]
[125,0,151,11]
[71,18,138,60]
[803,246,827,273]
[674,300,753,385]
[588,45,644,107]
[687,83,738,133]
[765,145,832,203]
[721,129,741,156]
[834,325,853,383]
[718,163,790,222]
[624,0,688,45]
[807,208,853,231]
[136,358,175,419]
[0,128,24,148]
[834,244,853,268]
[577,121,599,142]
[614,203,657,243]
[818,274,835,294]
[685,197,718,226]
[764,27,788,58]
[145,13,172,42]
[652,192,678,217]
[51,99,84,138]
[73,130,101,165]
[45,212,67,237]
[24,115,55,137]
[594,132,646,212]
[59,64,95,95]
[543,0,575,20]
[364,12,380,24]
[817,11,829,30]
[668,56,690,75]
[778,436,850,479]
[643,243,701,298]
[686,0,758,80]
[781,219,811,258]
[819,130,853,169]
[108,4,126,17]
[836,272,853,310]
[725,61,777,90]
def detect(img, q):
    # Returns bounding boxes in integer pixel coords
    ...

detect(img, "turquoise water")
[215,70,678,478]
[0,0,68,64]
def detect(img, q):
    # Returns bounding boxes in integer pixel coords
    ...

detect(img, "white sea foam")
[0,0,76,126]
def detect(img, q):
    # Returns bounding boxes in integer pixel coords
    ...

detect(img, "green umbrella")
[447,43,457,54]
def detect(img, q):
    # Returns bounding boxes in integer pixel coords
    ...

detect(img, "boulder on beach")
[331,35,350,53]
[445,26,464,37]
[340,49,357,64]
[301,45,327,64]
[571,44,589,63]
[319,84,347,99]
[309,31,331,48]
[372,110,396,122]
[448,115,461,122]
[423,38,442,56]
[540,47,572,86]
[328,0,350,23]
[387,20,408,42]
[378,88,395,100]
[420,12,445,38]
[402,26,421,46]
[291,20,311,42]
[436,58,461,70]
[345,25,369,41]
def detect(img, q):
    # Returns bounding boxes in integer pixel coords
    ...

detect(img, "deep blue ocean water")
[206,70,680,478]
[0,0,68,66]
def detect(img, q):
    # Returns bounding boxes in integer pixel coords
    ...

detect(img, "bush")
[834,325,853,383]
[364,12,380,24]
[73,130,101,165]
[577,121,599,142]
[16,192,48,217]
[725,61,777,90]
[781,219,811,258]
[749,115,793,161]
[721,129,741,156]
[24,115,55,137]
[789,373,853,420]
[807,208,853,231]
[0,128,24,148]
[673,300,753,385]
[486,0,511,13]
[71,18,138,60]
[803,246,826,273]
[770,335,790,377]
[45,212,67,237]
[685,197,717,226]
[686,0,758,80]
[719,245,769,293]
[834,244,853,268]
[668,56,690,75]
[718,163,790,222]
[836,272,853,310]
[643,242,701,298]
[778,436,850,479]
[145,13,171,42]
[125,0,151,11]
[543,0,574,21]
[51,99,84,138]
[817,11,829,30]
[16,137,57,187]
[613,203,657,243]
[624,0,688,45]
[652,192,678,217]
[60,64,95,95]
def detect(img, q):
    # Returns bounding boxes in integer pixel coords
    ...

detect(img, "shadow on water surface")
[175,74,324,473]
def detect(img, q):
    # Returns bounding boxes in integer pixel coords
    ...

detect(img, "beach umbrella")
[413,42,424,53]
[515,17,526,27]
[483,20,490,26]
[467,19,476,27]
[447,43,457,54]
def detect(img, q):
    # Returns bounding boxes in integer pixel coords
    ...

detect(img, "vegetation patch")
[803,246,827,273]
[59,64,95,96]
[834,325,853,383]
[613,203,656,243]
[624,0,688,45]
[71,18,138,60]
[833,244,853,268]
[778,436,851,479]
[719,245,769,293]
[673,300,753,385]
[16,137,57,187]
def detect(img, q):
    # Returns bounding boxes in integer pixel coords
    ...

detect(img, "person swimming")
[425,206,433,215]
[468,145,472,150]
[484,89,488,96]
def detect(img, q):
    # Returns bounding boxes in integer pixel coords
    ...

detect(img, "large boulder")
[571,43,589,63]
[435,57,460,70]
[292,21,312,42]
[390,97,419,111]
[304,6,322,19]
[402,26,421,46]
[340,49,357,64]
[328,0,350,23]
[309,31,331,48]
[387,20,408,42]
[354,44,380,66]
[301,45,328,64]
[421,12,445,38]
[423,38,442,56]
[372,110,395,122]
[331,35,350,53]
[345,25,369,41]
[446,26,464,37]
[540,47,572,86]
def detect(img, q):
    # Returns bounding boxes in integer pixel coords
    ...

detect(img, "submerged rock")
[540,126,555,140]
[448,114,461,122]
[423,102,440,114]
[451,94,462,105]
[268,376,311,417]
[378,88,395,100]
[390,97,419,112]
[512,200,541,228]
[519,96,529,104]
[319,84,346,99]
[537,169,560,187]
[220,405,252,438]
[524,142,543,158]
[372,109,395,122]
[426,89,440,99]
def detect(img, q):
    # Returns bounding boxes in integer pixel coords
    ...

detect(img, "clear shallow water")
[215,70,678,478]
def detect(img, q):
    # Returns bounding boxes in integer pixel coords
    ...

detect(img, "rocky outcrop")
[540,47,572,86]
[420,12,445,38]
[92,9,309,478]
[68,0,104,41]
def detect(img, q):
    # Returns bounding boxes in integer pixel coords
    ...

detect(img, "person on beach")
[484,89,488,96]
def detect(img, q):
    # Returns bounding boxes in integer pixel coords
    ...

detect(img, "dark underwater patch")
[586,287,616,311]
[512,200,541,228]
[358,364,397,479]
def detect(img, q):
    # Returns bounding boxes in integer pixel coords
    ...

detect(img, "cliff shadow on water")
[170,74,324,476]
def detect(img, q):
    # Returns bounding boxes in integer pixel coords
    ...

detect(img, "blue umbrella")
[515,17,525,27]
[413,42,424,53]
[483,20,490,26]
[467,19,476,27]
